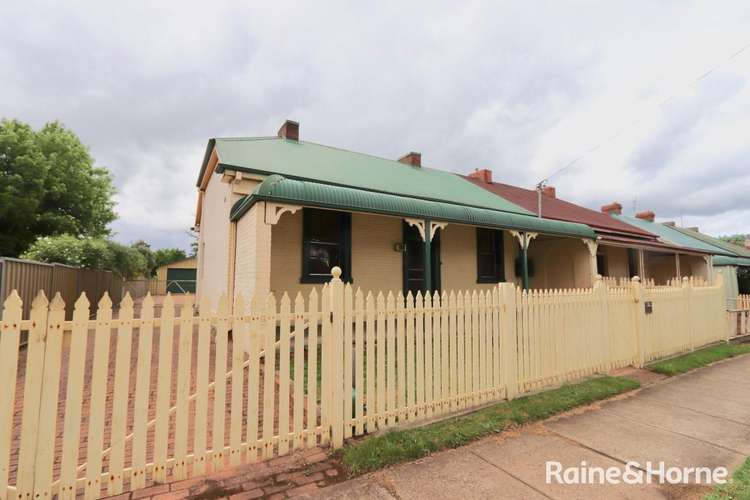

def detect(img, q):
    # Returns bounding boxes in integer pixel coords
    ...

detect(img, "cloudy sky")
[2,1,749,250]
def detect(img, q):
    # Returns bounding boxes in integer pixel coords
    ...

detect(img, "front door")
[403,222,441,296]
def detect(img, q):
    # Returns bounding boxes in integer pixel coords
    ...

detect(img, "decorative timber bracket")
[404,218,447,241]
[264,202,302,225]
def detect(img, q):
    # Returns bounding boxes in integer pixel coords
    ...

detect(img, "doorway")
[402,222,441,296]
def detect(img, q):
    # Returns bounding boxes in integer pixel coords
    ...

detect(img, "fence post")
[499,283,518,399]
[631,276,646,367]
[328,267,345,448]
[593,275,611,372]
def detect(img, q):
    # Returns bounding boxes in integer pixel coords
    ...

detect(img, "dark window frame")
[301,208,352,283]
[476,228,505,283]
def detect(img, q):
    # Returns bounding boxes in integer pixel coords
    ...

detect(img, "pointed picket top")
[181,292,195,314]
[235,292,246,312]
[424,291,432,308]
[386,290,394,302]
[235,292,246,316]
[140,292,154,321]
[354,287,364,302]
[281,291,291,305]
[50,292,65,311]
[74,291,90,309]
[118,291,132,309]
[432,290,441,307]
[456,290,463,303]
[31,289,49,310]
[294,290,305,307]
[265,292,277,310]
[365,290,374,309]
[217,294,229,315]
[309,287,319,302]
[2,290,22,322]
[280,292,291,315]
[138,291,150,309]
[448,290,456,305]
[344,282,353,294]
[396,290,404,305]
[376,290,385,302]
[405,291,414,309]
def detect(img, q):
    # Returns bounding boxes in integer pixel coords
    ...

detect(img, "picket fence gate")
[0,268,730,499]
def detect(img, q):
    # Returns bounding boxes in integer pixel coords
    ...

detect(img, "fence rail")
[0,270,730,499]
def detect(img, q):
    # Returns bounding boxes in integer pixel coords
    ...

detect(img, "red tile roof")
[463,177,656,239]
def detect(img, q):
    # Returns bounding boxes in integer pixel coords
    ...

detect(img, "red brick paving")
[100,447,345,500]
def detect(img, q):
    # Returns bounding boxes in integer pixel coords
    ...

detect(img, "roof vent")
[398,152,421,167]
[600,202,622,215]
[468,168,492,183]
[541,186,556,198]
[278,120,299,141]
[635,210,655,222]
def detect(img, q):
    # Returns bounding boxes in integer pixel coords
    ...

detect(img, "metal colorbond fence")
[0,269,730,499]
[0,257,122,319]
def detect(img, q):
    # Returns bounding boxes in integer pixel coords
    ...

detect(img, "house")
[668,226,750,301]
[601,210,738,284]
[193,120,599,304]
[464,172,716,288]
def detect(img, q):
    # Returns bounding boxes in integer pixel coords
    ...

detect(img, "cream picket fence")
[0,269,730,499]
[730,294,750,336]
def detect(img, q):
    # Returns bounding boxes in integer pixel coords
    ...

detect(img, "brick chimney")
[398,152,421,167]
[541,186,556,198]
[277,120,299,141]
[635,210,655,222]
[467,168,492,183]
[600,202,622,215]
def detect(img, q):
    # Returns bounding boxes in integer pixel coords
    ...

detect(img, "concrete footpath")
[308,355,750,500]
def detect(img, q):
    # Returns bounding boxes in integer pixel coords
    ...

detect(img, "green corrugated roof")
[670,226,750,259]
[205,137,533,216]
[612,215,734,255]
[713,255,750,267]
[231,175,596,239]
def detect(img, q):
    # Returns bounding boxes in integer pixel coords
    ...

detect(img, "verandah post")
[499,282,519,399]
[329,267,345,448]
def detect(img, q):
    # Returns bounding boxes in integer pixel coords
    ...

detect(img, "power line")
[536,40,750,188]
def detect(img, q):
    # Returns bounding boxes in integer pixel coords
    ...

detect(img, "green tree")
[0,119,116,256]
[131,240,157,276]
[153,248,188,269]
[22,234,148,279]
[719,234,748,247]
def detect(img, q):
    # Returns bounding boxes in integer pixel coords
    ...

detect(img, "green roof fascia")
[612,215,734,255]
[713,255,750,267]
[230,175,596,239]
[212,137,535,216]
[670,226,750,258]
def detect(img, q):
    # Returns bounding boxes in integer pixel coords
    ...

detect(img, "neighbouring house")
[668,226,750,301]
[605,210,735,285]
[194,120,601,305]
[464,171,716,288]
[155,256,197,294]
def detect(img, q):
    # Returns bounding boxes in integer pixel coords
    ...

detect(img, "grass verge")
[341,375,640,475]
[648,343,750,377]
[706,456,750,500]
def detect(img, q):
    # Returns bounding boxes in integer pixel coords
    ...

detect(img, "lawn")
[341,375,640,475]
[706,456,750,500]
[648,343,750,376]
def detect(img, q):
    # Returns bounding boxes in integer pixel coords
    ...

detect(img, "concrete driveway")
[309,354,750,500]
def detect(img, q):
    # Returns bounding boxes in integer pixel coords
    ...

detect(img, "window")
[476,228,505,283]
[302,208,351,283]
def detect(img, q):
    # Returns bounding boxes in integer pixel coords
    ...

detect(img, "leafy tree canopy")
[154,248,188,269]
[0,119,116,256]
[22,234,148,279]
[719,234,748,247]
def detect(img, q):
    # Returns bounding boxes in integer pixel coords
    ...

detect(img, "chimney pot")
[687,226,699,232]
[277,120,299,141]
[600,202,622,215]
[398,152,421,167]
[635,210,655,222]
[467,168,493,183]
[541,186,556,198]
